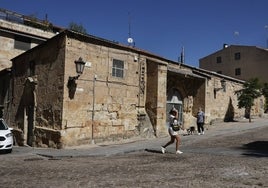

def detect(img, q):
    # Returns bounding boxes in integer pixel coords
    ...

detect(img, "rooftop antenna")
[234,31,239,44]
[127,12,134,46]
[178,46,185,64]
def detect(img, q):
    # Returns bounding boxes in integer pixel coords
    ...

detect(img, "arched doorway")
[166,88,183,124]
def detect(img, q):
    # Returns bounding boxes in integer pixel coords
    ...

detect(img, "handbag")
[171,119,181,131]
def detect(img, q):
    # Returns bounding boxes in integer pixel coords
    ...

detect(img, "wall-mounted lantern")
[69,57,86,81]
[67,57,86,99]
[214,79,226,93]
[220,79,226,92]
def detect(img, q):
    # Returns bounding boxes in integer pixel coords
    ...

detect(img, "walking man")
[197,107,205,135]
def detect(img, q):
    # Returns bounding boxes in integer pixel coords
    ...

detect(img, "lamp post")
[91,74,97,144]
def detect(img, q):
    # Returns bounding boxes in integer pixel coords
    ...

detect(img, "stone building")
[199,44,268,83]
[4,30,264,148]
[0,8,62,69]
[0,8,63,118]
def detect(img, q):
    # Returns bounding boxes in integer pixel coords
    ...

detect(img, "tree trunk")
[248,107,252,123]
[245,107,251,122]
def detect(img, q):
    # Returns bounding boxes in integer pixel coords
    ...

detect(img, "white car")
[0,118,13,153]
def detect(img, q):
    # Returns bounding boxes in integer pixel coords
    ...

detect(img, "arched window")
[166,88,183,124]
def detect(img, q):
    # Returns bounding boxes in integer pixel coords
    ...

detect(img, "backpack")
[171,119,181,131]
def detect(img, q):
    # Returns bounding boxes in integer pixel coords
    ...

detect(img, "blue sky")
[1,0,268,67]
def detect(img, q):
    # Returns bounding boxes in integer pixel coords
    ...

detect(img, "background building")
[0,8,63,117]
[199,44,268,83]
[0,8,62,70]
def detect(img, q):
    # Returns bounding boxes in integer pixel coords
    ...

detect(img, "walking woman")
[161,107,183,154]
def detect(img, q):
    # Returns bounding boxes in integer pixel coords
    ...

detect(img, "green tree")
[235,78,262,122]
[261,82,268,112]
[68,22,87,34]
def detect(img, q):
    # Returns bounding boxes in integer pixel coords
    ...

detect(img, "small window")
[234,52,241,60]
[235,68,241,76]
[112,59,124,78]
[216,56,222,63]
[14,35,31,50]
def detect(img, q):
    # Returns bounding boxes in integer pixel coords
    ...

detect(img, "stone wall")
[204,76,264,125]
[205,77,243,124]
[8,34,66,147]
[145,58,170,137]
[8,32,157,148]
[61,36,155,147]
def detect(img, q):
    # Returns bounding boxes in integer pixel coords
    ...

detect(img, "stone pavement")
[11,117,268,159]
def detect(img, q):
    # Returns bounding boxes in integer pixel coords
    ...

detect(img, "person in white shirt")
[161,107,183,154]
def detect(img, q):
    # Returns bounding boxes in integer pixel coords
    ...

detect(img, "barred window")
[235,68,241,76]
[112,59,124,78]
[216,56,222,63]
[234,52,241,60]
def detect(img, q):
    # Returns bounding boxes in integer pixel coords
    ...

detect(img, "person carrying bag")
[161,107,183,154]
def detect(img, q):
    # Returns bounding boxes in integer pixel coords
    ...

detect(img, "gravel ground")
[0,124,267,188]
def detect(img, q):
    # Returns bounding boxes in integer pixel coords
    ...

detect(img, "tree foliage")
[68,22,87,34]
[261,82,268,111]
[235,78,262,122]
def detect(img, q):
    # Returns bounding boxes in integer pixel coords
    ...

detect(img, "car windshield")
[0,119,8,130]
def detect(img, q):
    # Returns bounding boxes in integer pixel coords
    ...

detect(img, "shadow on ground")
[241,141,268,157]
[0,150,11,155]
[145,149,162,154]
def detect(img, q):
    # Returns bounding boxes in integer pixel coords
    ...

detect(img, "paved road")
[6,117,268,158]
[0,117,267,188]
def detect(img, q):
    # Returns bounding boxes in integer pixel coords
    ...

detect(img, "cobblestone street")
[0,119,268,188]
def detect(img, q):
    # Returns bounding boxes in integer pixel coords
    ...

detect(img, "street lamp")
[214,79,227,99]
[214,79,226,92]
[69,57,86,81]
[220,79,226,92]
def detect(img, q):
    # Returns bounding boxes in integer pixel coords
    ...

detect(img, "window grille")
[234,52,241,60]
[216,56,222,63]
[112,59,124,78]
[235,68,241,76]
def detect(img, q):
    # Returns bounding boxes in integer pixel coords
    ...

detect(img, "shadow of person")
[241,141,268,157]
[144,149,163,154]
